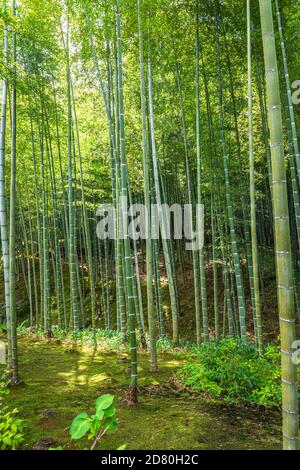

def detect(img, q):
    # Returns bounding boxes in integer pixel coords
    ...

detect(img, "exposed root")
[125,384,138,407]
[9,377,24,387]
[140,378,192,398]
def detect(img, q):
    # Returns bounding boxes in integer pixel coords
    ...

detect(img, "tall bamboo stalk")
[196,0,208,343]
[275,0,300,186]
[0,7,11,368]
[9,0,19,383]
[148,28,179,345]
[66,24,79,331]
[216,14,246,338]
[116,0,138,404]
[137,0,157,370]
[247,0,263,354]
[259,0,299,450]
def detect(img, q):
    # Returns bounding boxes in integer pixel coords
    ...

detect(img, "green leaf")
[95,407,105,420]
[95,394,114,413]
[104,405,116,417]
[117,444,127,450]
[90,415,101,436]
[103,417,118,434]
[70,412,91,440]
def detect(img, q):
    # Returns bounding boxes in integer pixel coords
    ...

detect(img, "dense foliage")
[0,377,24,449]
[179,339,284,407]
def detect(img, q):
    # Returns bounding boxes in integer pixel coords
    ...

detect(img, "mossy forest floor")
[3,335,282,450]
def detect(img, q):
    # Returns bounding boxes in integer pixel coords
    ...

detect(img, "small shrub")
[179,338,285,407]
[0,377,25,449]
[70,394,119,450]
[156,336,197,352]
[156,337,174,351]
[0,407,25,449]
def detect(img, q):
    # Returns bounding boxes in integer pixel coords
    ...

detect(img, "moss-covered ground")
[2,335,282,450]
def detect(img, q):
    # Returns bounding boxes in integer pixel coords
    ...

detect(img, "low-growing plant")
[0,377,25,449]
[17,325,199,355]
[17,325,128,351]
[70,394,119,450]
[0,407,25,449]
[156,336,174,351]
[178,338,287,407]
[156,336,197,352]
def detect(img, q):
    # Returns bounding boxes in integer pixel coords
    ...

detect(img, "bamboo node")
[282,432,299,441]
[279,317,295,323]
[282,407,298,415]
[281,348,293,356]
[262,32,274,37]
[270,142,283,148]
[282,378,298,386]
[267,105,281,111]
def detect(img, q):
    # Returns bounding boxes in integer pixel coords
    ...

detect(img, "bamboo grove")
[0,0,299,449]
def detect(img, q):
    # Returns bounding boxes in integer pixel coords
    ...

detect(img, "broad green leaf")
[70,412,91,440]
[104,405,116,418]
[103,417,118,434]
[95,407,104,420]
[90,415,101,436]
[95,394,114,413]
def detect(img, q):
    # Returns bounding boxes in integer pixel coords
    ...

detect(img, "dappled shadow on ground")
[3,336,282,450]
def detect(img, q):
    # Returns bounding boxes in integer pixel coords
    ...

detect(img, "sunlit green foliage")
[179,339,287,407]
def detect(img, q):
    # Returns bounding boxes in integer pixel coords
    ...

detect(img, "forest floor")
[2,335,282,450]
